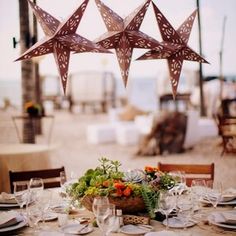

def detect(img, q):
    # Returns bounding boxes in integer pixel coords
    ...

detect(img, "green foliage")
[159,173,176,190]
[141,184,159,219]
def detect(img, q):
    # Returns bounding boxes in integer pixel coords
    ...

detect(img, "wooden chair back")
[157,162,214,187]
[9,166,65,193]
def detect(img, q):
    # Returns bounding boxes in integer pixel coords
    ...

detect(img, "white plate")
[61,223,93,235]
[145,231,178,236]
[208,212,236,230]
[0,203,19,208]
[41,212,58,222]
[0,218,27,233]
[201,199,236,206]
[162,217,196,228]
[120,224,153,235]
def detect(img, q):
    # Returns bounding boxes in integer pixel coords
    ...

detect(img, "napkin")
[221,211,236,224]
[221,188,236,202]
[0,211,22,229]
[0,192,17,204]
[211,211,236,225]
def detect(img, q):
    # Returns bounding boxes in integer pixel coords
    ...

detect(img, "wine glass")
[92,196,109,217]
[96,203,116,236]
[26,201,42,233]
[169,171,186,195]
[157,191,176,232]
[60,171,67,187]
[205,180,222,209]
[14,182,28,209]
[177,193,193,233]
[29,178,44,201]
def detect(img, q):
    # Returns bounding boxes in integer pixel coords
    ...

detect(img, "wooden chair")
[9,166,65,193]
[157,162,214,187]
[216,115,236,155]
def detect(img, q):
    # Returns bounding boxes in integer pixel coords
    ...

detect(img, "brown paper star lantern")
[94,0,165,87]
[137,2,209,98]
[15,0,110,94]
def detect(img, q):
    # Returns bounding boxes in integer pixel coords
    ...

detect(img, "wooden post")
[196,0,206,117]
[18,0,35,143]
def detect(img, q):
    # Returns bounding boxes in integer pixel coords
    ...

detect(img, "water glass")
[205,180,222,208]
[96,203,116,236]
[92,196,109,217]
[60,171,67,187]
[14,182,28,209]
[29,178,44,201]
[157,191,176,231]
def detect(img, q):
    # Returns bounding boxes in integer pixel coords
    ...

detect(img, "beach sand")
[1,109,236,189]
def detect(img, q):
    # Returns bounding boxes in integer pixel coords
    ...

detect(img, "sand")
[1,109,236,189]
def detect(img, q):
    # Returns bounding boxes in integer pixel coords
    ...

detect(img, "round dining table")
[2,188,235,236]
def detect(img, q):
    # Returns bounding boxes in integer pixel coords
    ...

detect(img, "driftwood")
[136,111,187,156]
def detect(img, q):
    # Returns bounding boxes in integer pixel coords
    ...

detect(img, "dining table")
[0,188,236,236]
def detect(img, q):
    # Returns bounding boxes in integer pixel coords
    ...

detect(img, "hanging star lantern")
[94,0,166,87]
[137,2,209,98]
[15,0,110,94]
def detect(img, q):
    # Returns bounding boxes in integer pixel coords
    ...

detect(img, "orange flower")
[145,166,154,173]
[123,187,132,197]
[114,182,125,190]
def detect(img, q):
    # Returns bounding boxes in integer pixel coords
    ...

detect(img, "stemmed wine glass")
[29,178,44,201]
[96,203,116,236]
[177,193,194,234]
[205,180,222,209]
[169,171,186,195]
[156,191,176,233]
[14,182,28,210]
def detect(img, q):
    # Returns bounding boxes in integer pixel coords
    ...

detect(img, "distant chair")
[157,162,214,187]
[9,166,65,193]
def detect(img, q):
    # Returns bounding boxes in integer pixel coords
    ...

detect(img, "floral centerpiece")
[24,101,43,117]
[68,158,175,218]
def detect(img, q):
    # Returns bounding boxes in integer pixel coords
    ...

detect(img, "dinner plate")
[201,199,236,206]
[61,223,93,235]
[0,203,19,208]
[0,218,27,233]
[120,224,153,235]
[145,231,178,236]
[162,217,196,228]
[208,212,236,230]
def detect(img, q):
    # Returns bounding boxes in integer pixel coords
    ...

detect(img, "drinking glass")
[96,203,116,236]
[177,193,193,233]
[92,196,109,217]
[169,171,186,195]
[157,191,176,232]
[29,178,44,201]
[26,201,42,234]
[14,182,28,209]
[60,171,67,187]
[205,180,222,208]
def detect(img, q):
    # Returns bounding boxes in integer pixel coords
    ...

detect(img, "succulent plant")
[123,169,146,183]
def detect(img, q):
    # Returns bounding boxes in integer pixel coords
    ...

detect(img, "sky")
[0,0,236,82]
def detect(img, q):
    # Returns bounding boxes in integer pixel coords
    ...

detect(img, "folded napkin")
[0,192,17,204]
[221,188,236,202]
[212,211,236,225]
[221,211,236,224]
[0,211,22,229]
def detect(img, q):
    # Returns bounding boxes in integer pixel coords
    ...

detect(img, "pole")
[219,16,227,101]
[196,0,206,116]
[19,0,35,143]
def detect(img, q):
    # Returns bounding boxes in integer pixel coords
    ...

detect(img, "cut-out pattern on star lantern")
[15,0,110,94]
[137,2,209,98]
[94,0,166,87]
